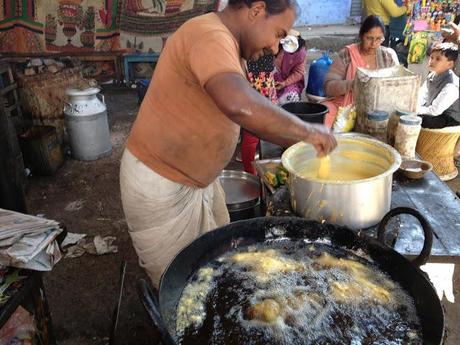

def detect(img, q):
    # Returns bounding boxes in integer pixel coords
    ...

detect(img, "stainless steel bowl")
[219,170,260,212]
[282,133,401,229]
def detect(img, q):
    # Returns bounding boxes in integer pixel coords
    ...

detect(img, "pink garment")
[322,43,366,127]
[274,48,307,101]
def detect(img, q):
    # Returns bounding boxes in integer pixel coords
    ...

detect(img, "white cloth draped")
[120,149,229,287]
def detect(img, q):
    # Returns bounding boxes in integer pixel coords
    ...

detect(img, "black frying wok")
[140,207,444,345]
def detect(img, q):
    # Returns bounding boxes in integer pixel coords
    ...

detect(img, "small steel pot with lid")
[281,133,401,229]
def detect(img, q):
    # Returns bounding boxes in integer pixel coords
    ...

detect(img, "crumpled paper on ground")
[0,208,63,271]
[64,235,118,258]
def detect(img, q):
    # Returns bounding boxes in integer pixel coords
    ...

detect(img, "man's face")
[240,3,296,61]
[428,51,454,75]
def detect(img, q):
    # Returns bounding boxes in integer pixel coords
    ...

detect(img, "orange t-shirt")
[126,13,245,188]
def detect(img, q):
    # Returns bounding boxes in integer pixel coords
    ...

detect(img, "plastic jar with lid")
[387,109,416,146]
[394,115,422,159]
[365,110,389,143]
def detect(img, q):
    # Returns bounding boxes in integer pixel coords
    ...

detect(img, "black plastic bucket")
[282,102,328,124]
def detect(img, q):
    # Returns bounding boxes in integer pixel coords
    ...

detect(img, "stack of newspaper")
[0,208,63,271]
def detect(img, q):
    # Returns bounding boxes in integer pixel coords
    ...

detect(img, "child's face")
[428,51,454,75]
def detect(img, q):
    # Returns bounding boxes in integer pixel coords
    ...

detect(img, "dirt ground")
[26,86,159,345]
[24,85,460,345]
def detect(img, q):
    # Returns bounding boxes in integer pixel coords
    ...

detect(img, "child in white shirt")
[418,42,459,128]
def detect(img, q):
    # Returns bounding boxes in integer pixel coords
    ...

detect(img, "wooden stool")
[416,126,460,181]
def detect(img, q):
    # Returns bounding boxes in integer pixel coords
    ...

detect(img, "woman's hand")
[443,22,460,43]
[449,22,460,42]
[275,81,285,90]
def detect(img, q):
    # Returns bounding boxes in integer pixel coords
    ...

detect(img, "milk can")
[64,88,112,161]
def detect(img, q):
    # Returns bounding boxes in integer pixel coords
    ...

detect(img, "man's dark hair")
[228,0,297,15]
[431,43,459,62]
[359,15,386,38]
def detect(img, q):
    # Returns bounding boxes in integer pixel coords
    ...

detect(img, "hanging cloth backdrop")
[0,0,120,53]
[119,0,218,35]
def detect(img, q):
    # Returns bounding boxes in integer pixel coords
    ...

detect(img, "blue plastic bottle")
[306,53,333,97]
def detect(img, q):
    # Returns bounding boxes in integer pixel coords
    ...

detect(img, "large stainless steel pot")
[281,133,401,229]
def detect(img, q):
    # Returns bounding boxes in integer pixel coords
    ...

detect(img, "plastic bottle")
[306,53,333,97]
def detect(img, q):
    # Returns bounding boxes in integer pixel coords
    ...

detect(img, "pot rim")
[281,133,402,185]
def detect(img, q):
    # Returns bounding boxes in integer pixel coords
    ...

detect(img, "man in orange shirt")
[120,0,337,287]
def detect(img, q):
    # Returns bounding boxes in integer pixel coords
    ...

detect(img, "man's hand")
[303,123,337,157]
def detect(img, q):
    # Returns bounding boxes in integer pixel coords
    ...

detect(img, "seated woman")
[241,54,278,174]
[274,31,307,104]
[418,43,459,128]
[322,15,399,128]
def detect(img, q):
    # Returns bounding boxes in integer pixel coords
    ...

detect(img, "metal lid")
[66,87,100,97]
[395,108,416,116]
[399,115,422,125]
[367,110,389,121]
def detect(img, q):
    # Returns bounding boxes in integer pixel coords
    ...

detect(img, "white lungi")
[120,149,229,287]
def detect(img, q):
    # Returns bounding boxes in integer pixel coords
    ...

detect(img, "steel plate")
[219,170,260,211]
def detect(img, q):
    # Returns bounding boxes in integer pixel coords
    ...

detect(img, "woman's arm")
[324,49,352,97]
[386,47,400,66]
[281,49,307,86]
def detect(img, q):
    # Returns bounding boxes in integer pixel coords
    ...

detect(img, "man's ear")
[248,1,267,21]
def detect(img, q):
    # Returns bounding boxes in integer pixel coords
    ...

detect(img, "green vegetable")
[276,170,288,185]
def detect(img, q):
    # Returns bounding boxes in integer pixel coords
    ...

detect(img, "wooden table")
[0,268,56,344]
[0,230,65,344]
[390,171,460,261]
[122,53,160,86]
[257,163,460,262]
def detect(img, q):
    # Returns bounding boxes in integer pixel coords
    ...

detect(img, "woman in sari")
[322,15,399,128]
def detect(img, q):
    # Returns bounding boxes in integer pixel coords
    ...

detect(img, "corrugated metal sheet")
[350,0,362,17]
